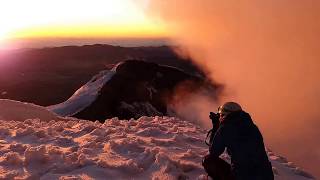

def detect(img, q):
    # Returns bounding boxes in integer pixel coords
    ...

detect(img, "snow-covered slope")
[47,68,116,116]
[0,99,63,122]
[0,100,315,179]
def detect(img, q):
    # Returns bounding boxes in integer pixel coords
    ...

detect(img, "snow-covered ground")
[0,100,315,179]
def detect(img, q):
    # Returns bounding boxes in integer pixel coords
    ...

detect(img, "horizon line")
[0,37,175,50]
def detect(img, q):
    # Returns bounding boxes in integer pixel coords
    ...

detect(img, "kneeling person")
[203,102,274,180]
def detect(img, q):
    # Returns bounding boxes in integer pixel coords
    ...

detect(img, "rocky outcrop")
[72,60,217,121]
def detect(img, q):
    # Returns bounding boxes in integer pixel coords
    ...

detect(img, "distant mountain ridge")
[0,44,202,106]
[49,60,219,121]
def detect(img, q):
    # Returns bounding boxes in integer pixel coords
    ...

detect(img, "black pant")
[202,155,235,180]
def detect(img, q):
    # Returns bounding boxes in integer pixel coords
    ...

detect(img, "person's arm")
[209,126,226,157]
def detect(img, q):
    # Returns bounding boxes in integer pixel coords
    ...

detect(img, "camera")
[209,112,220,126]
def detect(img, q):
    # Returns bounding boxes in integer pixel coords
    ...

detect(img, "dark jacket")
[209,111,274,180]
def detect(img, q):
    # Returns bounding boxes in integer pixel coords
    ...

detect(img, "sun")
[0,0,166,41]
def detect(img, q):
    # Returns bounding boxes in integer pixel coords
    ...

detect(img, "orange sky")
[0,0,167,44]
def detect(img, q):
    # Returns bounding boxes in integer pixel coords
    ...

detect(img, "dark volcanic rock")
[73,60,216,121]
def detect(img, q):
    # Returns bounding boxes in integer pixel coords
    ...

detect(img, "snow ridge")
[48,67,116,116]
[0,99,62,122]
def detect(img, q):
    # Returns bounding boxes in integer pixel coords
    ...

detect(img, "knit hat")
[218,102,242,115]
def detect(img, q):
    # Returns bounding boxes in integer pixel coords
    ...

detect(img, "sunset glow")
[0,0,167,43]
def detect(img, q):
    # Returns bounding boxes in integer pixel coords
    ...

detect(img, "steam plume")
[145,0,320,177]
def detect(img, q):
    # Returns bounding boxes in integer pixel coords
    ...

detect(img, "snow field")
[0,117,208,179]
[0,116,314,179]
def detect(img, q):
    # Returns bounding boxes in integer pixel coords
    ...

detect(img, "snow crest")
[0,114,314,179]
[48,68,116,116]
[0,99,62,122]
